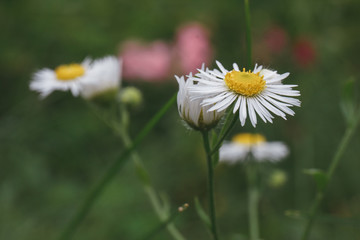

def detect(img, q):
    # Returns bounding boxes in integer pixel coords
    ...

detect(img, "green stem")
[118,126,185,240]
[244,0,252,69]
[58,94,177,240]
[201,131,220,240]
[144,187,185,240]
[301,113,360,240]
[327,126,355,180]
[246,163,260,240]
[140,204,189,240]
[301,192,323,240]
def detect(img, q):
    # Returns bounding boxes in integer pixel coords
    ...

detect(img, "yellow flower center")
[55,64,85,81]
[224,69,265,96]
[232,133,266,145]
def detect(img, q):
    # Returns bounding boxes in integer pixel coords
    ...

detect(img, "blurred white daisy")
[30,58,91,98]
[80,56,122,100]
[176,71,225,131]
[219,133,289,163]
[190,61,301,127]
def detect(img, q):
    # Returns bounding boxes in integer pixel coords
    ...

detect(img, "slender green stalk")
[244,0,252,69]
[140,204,189,240]
[144,187,185,240]
[201,131,220,240]
[118,126,185,240]
[301,113,360,240]
[246,163,260,240]
[58,94,177,240]
[210,113,237,156]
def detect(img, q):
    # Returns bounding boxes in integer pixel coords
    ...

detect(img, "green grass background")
[1,0,360,239]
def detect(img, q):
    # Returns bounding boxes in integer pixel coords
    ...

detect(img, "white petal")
[264,96,295,116]
[247,99,258,127]
[208,94,237,112]
[233,96,241,114]
[257,95,286,119]
[266,88,301,97]
[233,63,240,71]
[264,91,301,106]
[253,96,274,123]
[216,60,228,74]
[239,96,247,126]
[199,91,231,105]
[211,69,226,78]
[249,98,267,123]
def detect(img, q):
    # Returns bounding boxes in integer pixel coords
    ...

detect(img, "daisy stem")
[117,117,185,240]
[301,112,360,240]
[246,162,260,240]
[140,203,189,240]
[244,0,253,69]
[58,94,177,240]
[201,130,220,240]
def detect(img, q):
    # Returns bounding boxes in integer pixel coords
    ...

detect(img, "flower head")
[220,133,289,163]
[176,70,225,131]
[80,56,121,100]
[30,58,91,98]
[190,61,301,127]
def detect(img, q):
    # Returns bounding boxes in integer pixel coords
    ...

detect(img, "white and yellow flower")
[80,56,121,100]
[176,71,225,131]
[219,133,289,163]
[30,58,91,98]
[190,61,301,127]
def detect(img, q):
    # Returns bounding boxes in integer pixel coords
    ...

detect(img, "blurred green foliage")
[1,0,360,239]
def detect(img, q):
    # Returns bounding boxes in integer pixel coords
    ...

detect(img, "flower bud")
[118,86,143,108]
[176,73,224,131]
[268,169,287,188]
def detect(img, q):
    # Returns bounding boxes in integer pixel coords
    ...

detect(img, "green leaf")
[340,78,357,124]
[194,197,211,230]
[212,151,220,166]
[303,168,328,191]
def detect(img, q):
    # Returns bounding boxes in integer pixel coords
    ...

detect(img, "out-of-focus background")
[1,0,360,239]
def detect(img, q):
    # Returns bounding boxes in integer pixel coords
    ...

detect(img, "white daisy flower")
[219,133,289,163]
[176,72,225,131]
[190,61,301,127]
[80,56,122,100]
[30,58,91,98]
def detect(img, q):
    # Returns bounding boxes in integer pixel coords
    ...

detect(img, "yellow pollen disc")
[224,69,266,96]
[232,133,266,145]
[55,64,85,81]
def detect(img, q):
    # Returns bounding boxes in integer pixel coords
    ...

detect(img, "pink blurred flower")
[264,26,288,54]
[293,38,316,67]
[174,22,213,74]
[120,40,172,81]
